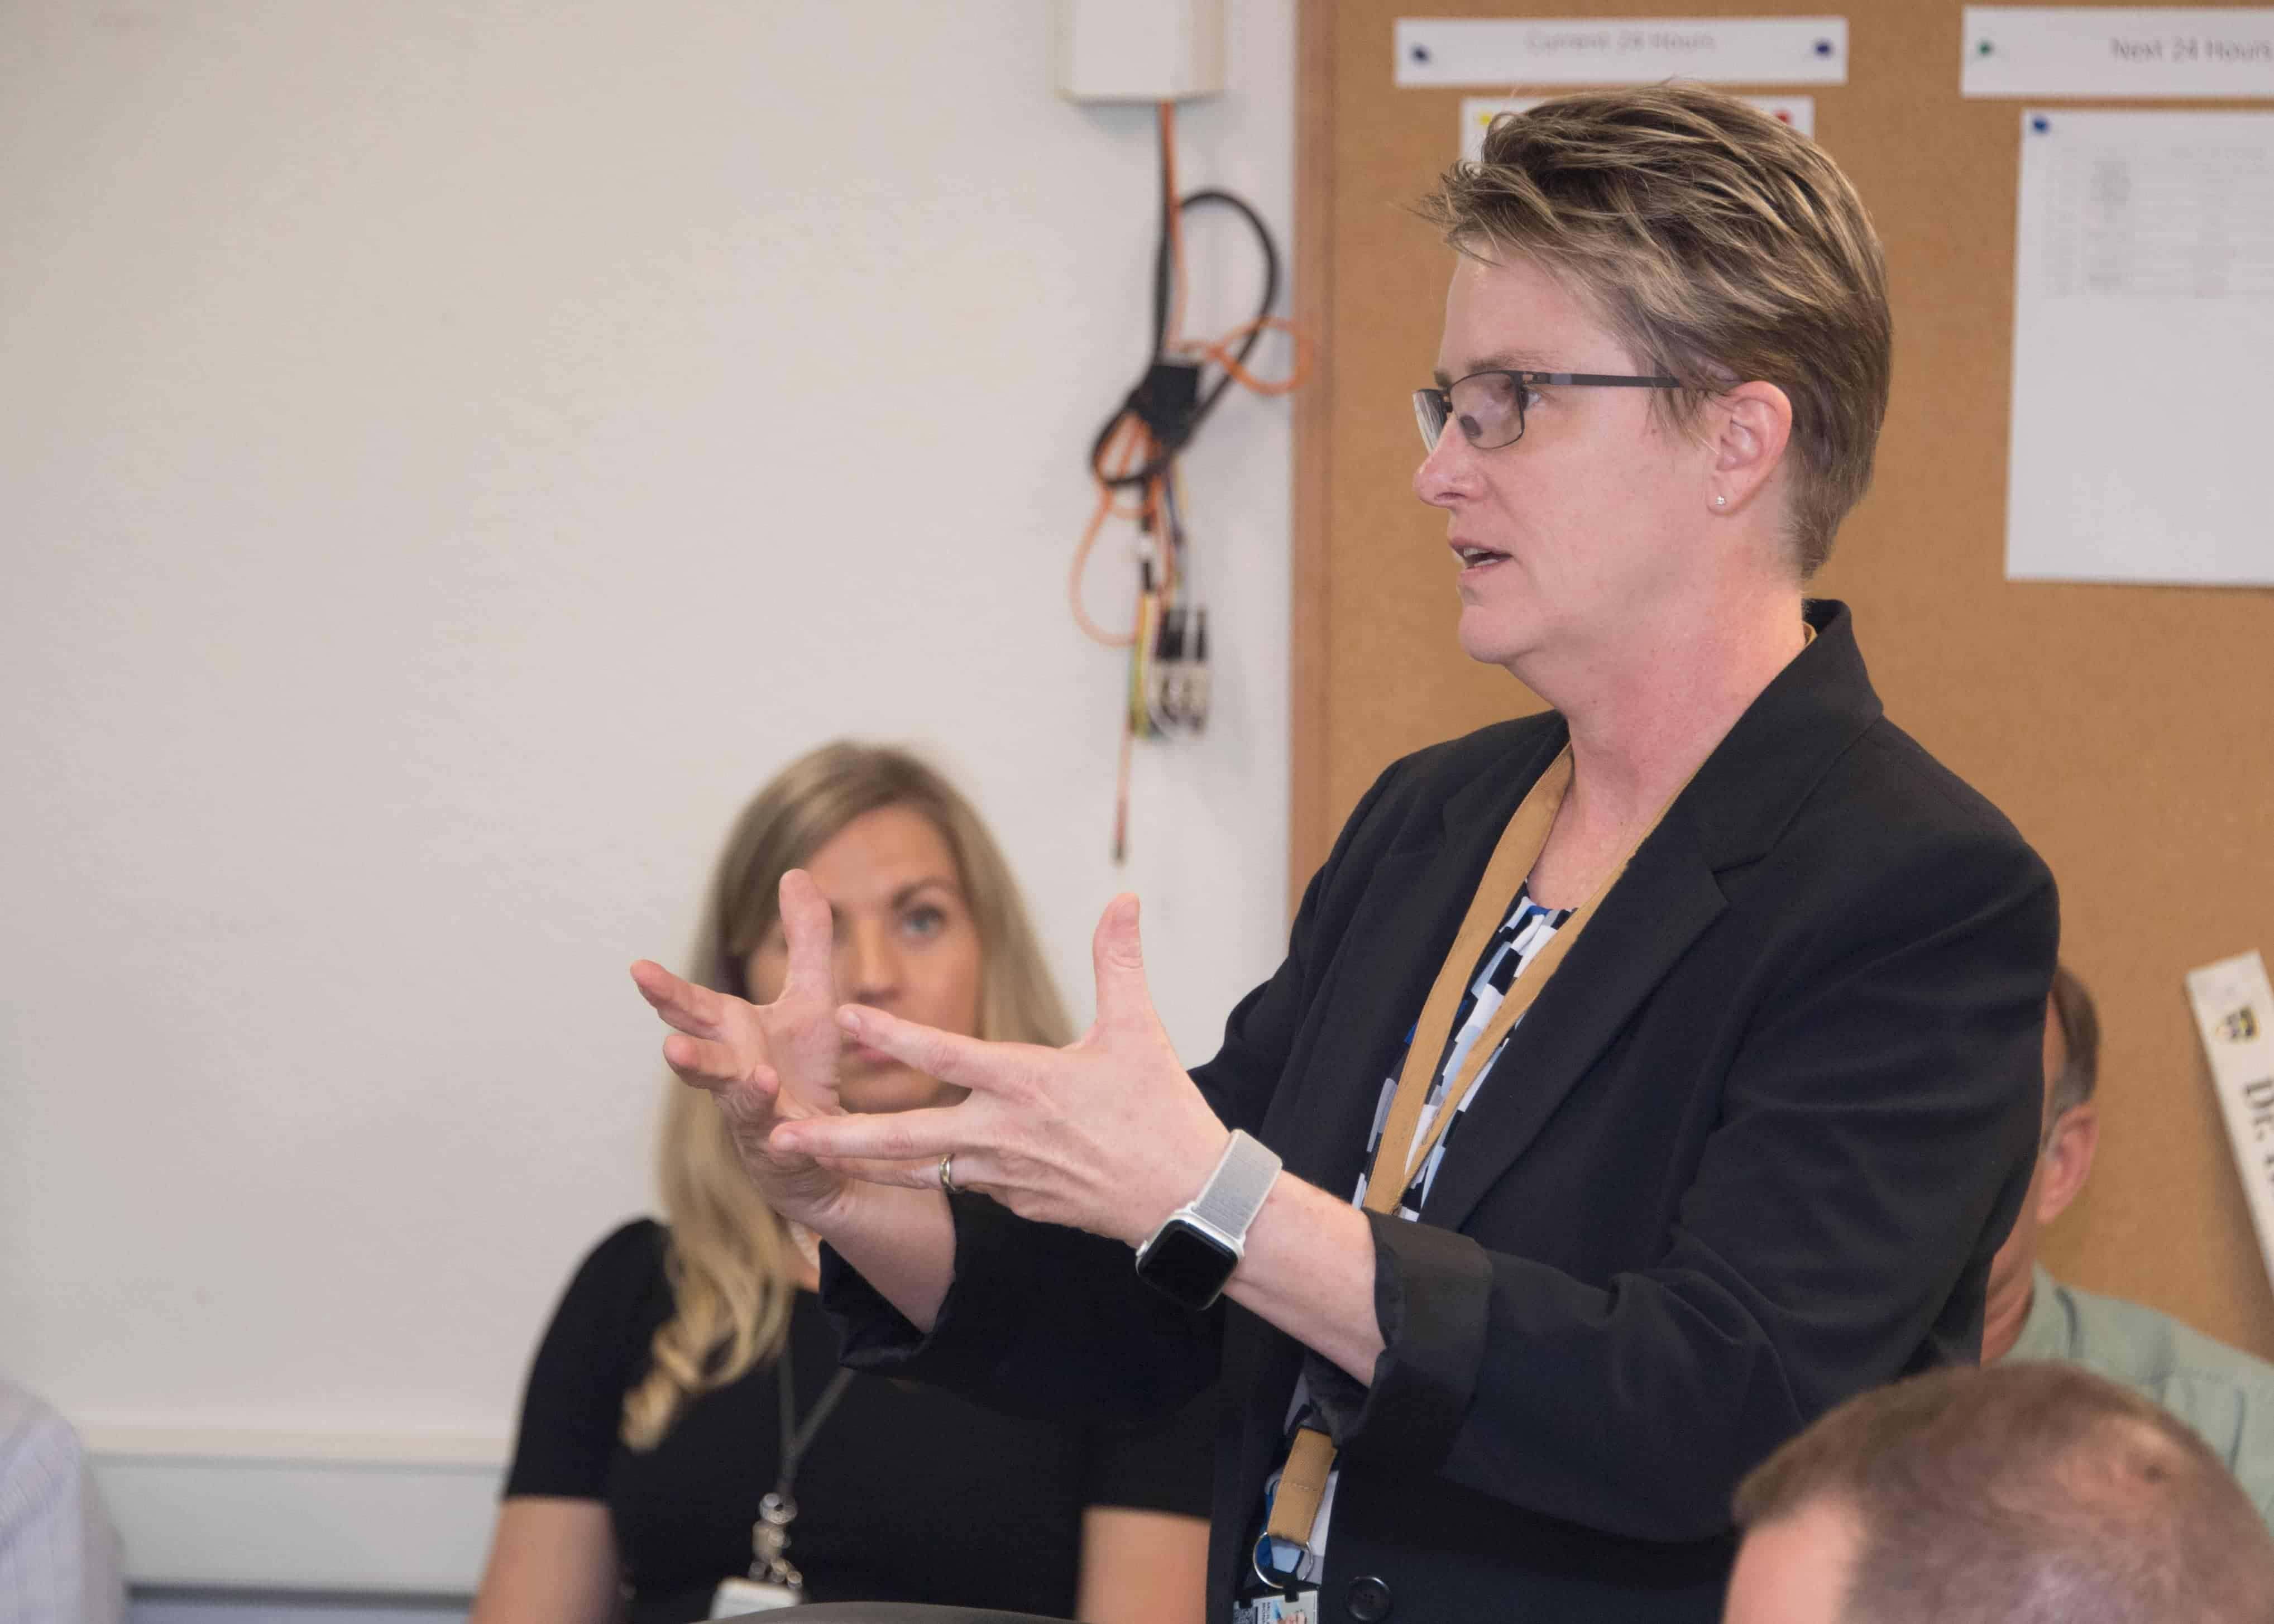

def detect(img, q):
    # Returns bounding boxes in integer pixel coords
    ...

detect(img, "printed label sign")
[1395,16,1848,88]
[1964,7,2274,98]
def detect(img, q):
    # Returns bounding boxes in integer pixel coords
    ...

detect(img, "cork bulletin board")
[1290,0,2274,1353]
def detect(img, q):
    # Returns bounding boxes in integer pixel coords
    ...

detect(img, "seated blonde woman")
[472,743,1212,1624]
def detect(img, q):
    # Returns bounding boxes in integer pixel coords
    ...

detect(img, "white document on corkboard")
[2005,109,2274,586]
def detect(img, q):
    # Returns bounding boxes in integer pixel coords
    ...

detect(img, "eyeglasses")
[1414,368,1684,452]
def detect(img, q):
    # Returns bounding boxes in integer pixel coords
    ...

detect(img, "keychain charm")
[754,1490,803,1591]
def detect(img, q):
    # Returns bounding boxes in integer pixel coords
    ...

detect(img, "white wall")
[0,0,1293,1600]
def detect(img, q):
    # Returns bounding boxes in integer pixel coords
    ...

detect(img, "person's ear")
[2035,1103,2100,1226]
[1706,381,1794,516]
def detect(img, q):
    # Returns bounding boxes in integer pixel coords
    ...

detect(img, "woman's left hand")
[770,894,1232,1248]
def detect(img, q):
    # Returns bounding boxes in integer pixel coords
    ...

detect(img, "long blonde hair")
[621,741,1073,1450]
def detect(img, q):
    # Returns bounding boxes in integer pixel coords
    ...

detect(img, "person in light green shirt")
[1981,964,2274,1527]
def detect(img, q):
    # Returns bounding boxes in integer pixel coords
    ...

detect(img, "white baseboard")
[87,1430,508,1594]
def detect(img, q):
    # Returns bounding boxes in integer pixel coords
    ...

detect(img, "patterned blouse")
[1247,885,1575,1598]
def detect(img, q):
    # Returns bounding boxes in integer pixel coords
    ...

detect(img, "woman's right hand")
[630,870,851,1227]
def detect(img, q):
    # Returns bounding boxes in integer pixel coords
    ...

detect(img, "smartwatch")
[1134,1130,1282,1311]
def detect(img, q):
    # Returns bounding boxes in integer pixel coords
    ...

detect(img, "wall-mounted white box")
[1055,0,1225,103]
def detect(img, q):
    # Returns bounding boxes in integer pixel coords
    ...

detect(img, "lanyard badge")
[711,1351,855,1613]
[709,1576,801,1617]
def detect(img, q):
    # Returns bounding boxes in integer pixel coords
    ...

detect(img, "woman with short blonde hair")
[639,85,2056,1623]
[1418,85,1892,576]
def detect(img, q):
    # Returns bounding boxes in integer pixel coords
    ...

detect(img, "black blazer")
[826,602,2057,1623]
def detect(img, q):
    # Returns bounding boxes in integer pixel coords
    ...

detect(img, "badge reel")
[707,1490,805,1616]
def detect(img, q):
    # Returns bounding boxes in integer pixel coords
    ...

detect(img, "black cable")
[1170,190,1281,423]
[1090,141,1286,492]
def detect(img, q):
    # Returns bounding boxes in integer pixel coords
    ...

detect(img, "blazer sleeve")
[1298,819,2056,1542]
[823,760,1412,1422]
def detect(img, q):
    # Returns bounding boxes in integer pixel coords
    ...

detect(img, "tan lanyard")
[1265,742,1681,1553]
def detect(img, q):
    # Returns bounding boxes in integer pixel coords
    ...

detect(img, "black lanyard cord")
[748,1348,860,1591]
[774,1355,856,1503]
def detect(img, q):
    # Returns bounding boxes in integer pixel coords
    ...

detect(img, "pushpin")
[1813,38,1833,58]
[1978,39,1995,57]
[2031,114,2051,134]
[1411,42,1431,64]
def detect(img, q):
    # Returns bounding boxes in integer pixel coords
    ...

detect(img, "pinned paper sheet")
[1964,7,2274,99]
[1459,94,1814,160]
[2005,110,2274,587]
[2188,951,2274,1300]
[1395,16,1847,87]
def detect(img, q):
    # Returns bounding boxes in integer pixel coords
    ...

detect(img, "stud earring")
[1713,494,1727,507]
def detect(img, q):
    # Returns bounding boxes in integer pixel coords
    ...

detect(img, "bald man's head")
[1725,1363,2274,1623]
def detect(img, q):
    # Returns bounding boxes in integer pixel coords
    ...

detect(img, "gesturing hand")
[772,894,1233,1249]
[629,870,852,1228]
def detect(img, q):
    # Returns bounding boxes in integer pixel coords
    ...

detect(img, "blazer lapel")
[1265,720,1571,1200]
[1262,839,1450,1193]
[1419,798,1726,1234]
[1414,599,1883,1233]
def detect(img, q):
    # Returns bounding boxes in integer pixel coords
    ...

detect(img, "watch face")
[1136,1216,1237,1310]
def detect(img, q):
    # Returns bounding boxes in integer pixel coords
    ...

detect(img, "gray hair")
[2047,964,2101,1122]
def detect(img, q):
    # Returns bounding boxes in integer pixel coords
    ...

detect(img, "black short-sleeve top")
[504,1219,1213,1624]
